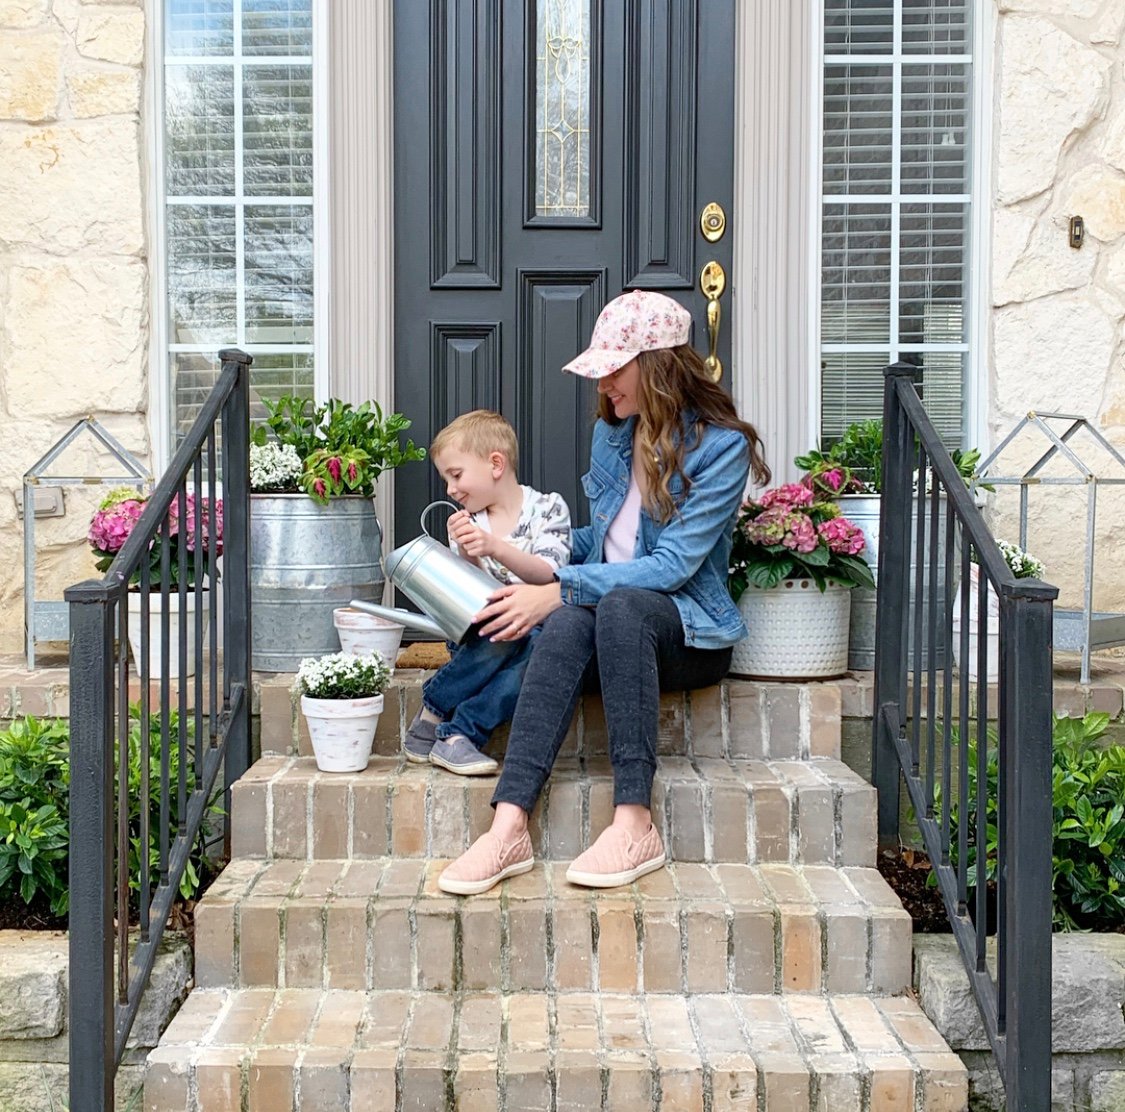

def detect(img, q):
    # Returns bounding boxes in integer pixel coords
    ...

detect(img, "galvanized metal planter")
[841,491,951,671]
[250,494,385,671]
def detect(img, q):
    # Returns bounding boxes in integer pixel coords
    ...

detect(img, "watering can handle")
[419,500,462,541]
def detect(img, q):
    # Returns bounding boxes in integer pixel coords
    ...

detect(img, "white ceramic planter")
[300,693,384,773]
[333,607,405,672]
[952,563,1000,681]
[730,579,852,680]
[127,589,207,680]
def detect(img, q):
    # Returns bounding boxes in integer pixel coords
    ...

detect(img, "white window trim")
[145,0,330,471]
[815,0,983,449]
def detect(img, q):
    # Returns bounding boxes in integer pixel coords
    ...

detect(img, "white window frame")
[146,0,330,469]
[813,0,990,450]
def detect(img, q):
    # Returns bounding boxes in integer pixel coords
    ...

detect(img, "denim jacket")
[556,415,750,650]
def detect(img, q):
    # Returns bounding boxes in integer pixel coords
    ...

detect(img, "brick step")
[232,755,876,867]
[195,858,911,996]
[145,986,967,1111]
[258,674,844,763]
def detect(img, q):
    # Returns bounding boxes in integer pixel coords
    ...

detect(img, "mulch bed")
[876,847,953,933]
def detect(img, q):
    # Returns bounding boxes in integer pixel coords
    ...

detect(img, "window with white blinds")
[821,0,972,447]
[162,0,315,444]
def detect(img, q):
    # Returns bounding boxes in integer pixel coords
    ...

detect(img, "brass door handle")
[700,260,726,382]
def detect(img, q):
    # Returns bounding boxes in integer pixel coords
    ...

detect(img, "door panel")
[394,0,735,545]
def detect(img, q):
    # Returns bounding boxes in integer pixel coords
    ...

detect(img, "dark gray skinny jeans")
[491,587,732,812]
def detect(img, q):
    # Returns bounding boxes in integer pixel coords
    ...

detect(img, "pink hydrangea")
[757,483,814,510]
[779,511,817,554]
[744,507,818,554]
[166,494,224,554]
[88,498,146,555]
[818,516,866,556]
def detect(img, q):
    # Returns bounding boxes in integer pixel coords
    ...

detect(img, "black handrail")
[65,350,253,1111]
[872,362,1058,1111]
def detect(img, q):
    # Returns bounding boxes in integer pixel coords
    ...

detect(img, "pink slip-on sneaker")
[437,829,534,896]
[565,823,666,889]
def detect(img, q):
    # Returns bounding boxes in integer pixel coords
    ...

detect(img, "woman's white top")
[604,472,642,563]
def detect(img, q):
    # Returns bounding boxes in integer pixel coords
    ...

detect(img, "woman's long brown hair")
[596,344,771,524]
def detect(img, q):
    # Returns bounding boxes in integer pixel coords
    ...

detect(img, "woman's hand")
[448,510,496,559]
[474,582,562,641]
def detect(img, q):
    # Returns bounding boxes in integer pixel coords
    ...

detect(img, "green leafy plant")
[0,717,72,914]
[796,419,990,495]
[250,394,426,504]
[0,712,221,916]
[931,712,1125,931]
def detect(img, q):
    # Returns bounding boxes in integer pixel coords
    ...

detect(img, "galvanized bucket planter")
[250,494,385,672]
[839,492,951,671]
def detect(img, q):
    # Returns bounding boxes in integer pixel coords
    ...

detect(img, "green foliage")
[0,718,71,914]
[932,712,1125,931]
[251,394,427,503]
[795,419,991,495]
[0,712,221,916]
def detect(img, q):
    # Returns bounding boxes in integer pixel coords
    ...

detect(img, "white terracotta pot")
[332,607,405,672]
[730,579,852,680]
[952,564,1000,682]
[300,693,384,773]
[127,589,208,680]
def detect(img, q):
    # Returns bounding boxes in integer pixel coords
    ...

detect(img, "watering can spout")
[347,600,447,640]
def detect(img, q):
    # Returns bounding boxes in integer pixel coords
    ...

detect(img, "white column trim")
[732,0,818,488]
[328,0,396,560]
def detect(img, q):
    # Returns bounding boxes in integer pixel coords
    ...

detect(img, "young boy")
[405,410,571,775]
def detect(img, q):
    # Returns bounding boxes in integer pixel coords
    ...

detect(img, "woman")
[438,289,771,895]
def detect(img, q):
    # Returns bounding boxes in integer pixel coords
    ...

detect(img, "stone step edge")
[146,988,967,1112]
[195,858,910,997]
[257,675,844,763]
[231,755,877,868]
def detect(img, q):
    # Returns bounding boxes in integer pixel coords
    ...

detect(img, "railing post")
[219,349,253,826]
[65,581,117,1112]
[1001,586,1056,1111]
[872,362,922,849]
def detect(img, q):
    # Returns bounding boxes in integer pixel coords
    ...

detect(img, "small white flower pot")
[300,693,384,773]
[730,579,852,680]
[332,607,405,672]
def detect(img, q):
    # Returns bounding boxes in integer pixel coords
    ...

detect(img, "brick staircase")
[144,674,968,1111]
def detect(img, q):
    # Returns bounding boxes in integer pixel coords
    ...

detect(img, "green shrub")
[0,717,71,914]
[0,711,221,917]
[933,711,1125,931]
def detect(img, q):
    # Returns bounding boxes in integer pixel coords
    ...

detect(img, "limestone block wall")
[990,0,1125,611]
[0,0,150,655]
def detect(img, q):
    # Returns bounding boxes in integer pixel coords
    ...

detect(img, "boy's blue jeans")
[421,628,538,750]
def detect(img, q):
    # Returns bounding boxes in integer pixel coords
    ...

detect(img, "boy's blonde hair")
[430,410,519,473]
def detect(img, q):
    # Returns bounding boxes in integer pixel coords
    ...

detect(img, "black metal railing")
[66,350,253,1111]
[872,363,1058,1111]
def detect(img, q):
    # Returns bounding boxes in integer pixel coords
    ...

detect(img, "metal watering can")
[349,500,498,643]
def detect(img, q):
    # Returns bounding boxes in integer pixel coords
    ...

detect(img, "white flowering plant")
[996,540,1045,580]
[293,651,391,700]
[250,442,304,493]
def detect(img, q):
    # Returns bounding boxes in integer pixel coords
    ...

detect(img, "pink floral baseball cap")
[562,289,693,378]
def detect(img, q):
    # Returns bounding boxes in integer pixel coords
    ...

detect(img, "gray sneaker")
[404,709,440,763]
[429,735,499,776]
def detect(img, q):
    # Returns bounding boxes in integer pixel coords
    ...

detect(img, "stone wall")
[0,0,150,655]
[990,1,1125,611]
[915,934,1125,1111]
[0,930,191,1111]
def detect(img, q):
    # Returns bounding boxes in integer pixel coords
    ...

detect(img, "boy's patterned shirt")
[448,485,572,585]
